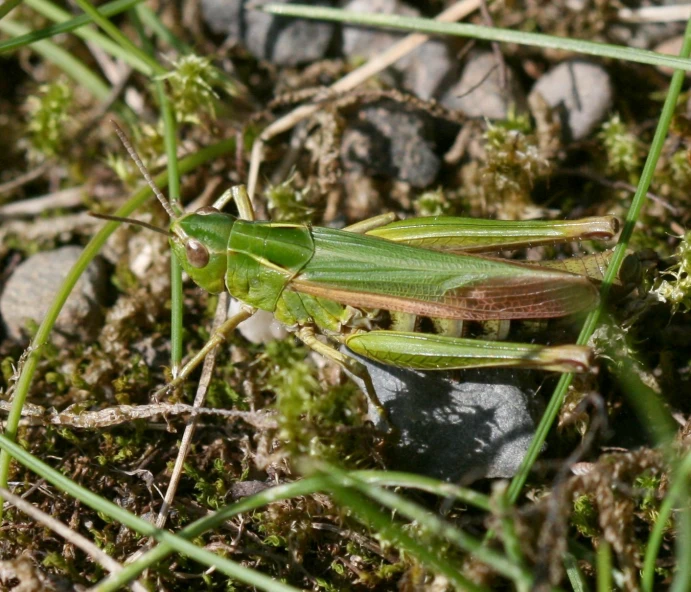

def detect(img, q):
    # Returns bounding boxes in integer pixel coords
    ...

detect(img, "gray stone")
[200,0,336,67]
[530,60,613,141]
[440,50,527,119]
[0,246,107,346]
[340,100,441,187]
[341,0,456,99]
[200,0,242,37]
[346,353,537,481]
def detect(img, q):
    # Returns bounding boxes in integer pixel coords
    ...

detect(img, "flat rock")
[200,0,336,66]
[346,353,537,481]
[0,246,107,346]
[340,99,441,187]
[440,50,527,119]
[530,60,613,141]
[341,0,456,99]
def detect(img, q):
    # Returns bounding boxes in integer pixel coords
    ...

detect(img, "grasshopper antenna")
[111,120,179,220]
[89,212,171,236]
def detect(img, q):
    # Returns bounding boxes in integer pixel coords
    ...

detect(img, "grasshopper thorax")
[169,206,235,294]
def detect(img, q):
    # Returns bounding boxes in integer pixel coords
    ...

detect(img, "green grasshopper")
[101,126,618,420]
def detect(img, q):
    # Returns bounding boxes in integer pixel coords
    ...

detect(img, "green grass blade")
[564,552,590,592]
[670,502,691,592]
[0,19,112,101]
[642,450,691,592]
[23,0,153,73]
[306,461,530,590]
[596,540,612,592]
[353,470,490,510]
[129,6,184,375]
[92,477,331,591]
[493,485,528,592]
[0,0,22,21]
[157,59,184,374]
[71,0,164,75]
[0,138,236,518]
[0,0,141,54]
[611,354,677,444]
[506,16,691,506]
[0,434,302,592]
[135,3,191,55]
[94,470,490,590]
[317,481,488,590]
[261,3,691,72]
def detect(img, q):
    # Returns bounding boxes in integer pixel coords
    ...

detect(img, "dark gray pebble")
[200,0,336,67]
[340,100,441,187]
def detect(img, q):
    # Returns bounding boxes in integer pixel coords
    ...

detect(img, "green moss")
[653,231,691,313]
[183,461,228,509]
[158,55,236,124]
[267,339,367,463]
[414,187,449,216]
[264,175,314,223]
[572,494,598,538]
[1,357,15,384]
[112,355,150,399]
[43,552,80,581]
[25,79,73,161]
[668,149,691,188]
[635,472,667,529]
[598,113,642,177]
[463,117,551,215]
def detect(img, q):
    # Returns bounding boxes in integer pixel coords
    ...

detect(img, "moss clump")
[463,115,551,217]
[266,340,370,465]
[654,232,691,313]
[599,114,642,177]
[24,80,73,161]
[265,175,315,223]
[414,187,449,217]
[158,55,236,124]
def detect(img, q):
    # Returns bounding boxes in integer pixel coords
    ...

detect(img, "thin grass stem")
[0,0,141,54]
[0,138,236,519]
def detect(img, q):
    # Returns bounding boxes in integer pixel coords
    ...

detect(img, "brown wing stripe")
[290,276,598,320]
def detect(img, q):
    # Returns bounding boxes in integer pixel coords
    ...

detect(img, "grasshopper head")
[169,206,234,294]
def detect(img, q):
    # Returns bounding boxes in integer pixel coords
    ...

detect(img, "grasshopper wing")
[289,227,599,321]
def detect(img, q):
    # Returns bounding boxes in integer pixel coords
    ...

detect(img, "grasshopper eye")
[196,206,219,215]
[186,239,209,268]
